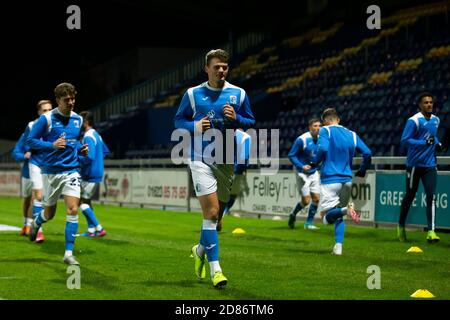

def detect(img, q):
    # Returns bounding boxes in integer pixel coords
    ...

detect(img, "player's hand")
[53,137,66,149]
[303,164,311,171]
[223,103,236,121]
[308,161,317,168]
[24,151,31,159]
[355,170,366,178]
[426,136,435,145]
[80,144,89,156]
[195,116,211,132]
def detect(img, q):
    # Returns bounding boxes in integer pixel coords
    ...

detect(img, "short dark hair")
[321,108,339,121]
[205,49,229,66]
[36,100,52,111]
[54,82,77,99]
[308,118,321,126]
[79,111,94,127]
[417,91,433,105]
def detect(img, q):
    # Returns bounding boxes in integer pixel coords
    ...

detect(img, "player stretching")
[398,92,442,243]
[78,111,110,237]
[27,83,88,265]
[314,108,372,255]
[288,118,321,230]
[174,49,255,287]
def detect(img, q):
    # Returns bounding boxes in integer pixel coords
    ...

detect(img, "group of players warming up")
[11,50,445,288]
[174,49,445,288]
[12,83,109,266]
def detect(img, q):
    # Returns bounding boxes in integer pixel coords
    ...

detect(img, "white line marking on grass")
[0,224,22,231]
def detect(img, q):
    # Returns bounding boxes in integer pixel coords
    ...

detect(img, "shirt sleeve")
[401,119,427,147]
[314,127,330,164]
[102,140,110,158]
[234,94,256,129]
[288,137,305,171]
[78,136,96,166]
[11,133,27,161]
[355,134,372,172]
[26,115,54,150]
[174,92,196,132]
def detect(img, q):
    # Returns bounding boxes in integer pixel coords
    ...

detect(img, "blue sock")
[334,218,345,243]
[65,215,79,252]
[35,211,48,225]
[306,202,318,224]
[199,224,205,247]
[325,207,344,224]
[80,204,99,229]
[32,200,43,219]
[292,202,303,216]
[201,219,219,262]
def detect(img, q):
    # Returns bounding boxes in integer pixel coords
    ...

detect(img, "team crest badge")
[74,120,80,128]
[229,95,237,105]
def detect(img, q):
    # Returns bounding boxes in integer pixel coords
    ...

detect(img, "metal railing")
[102,156,450,167]
[3,156,449,170]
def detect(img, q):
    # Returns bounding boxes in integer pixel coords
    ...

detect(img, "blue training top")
[315,124,372,184]
[174,81,255,163]
[79,128,110,182]
[26,108,84,174]
[288,131,319,175]
[401,112,440,168]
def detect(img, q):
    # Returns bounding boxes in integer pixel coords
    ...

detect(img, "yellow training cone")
[232,228,246,235]
[410,289,435,298]
[407,246,423,253]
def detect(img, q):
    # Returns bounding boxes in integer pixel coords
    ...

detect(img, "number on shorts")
[69,177,81,187]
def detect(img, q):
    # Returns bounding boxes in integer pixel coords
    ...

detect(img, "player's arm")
[312,127,329,166]
[102,140,111,158]
[355,135,372,177]
[78,136,95,165]
[233,95,256,129]
[434,135,444,152]
[400,119,427,147]
[26,115,54,150]
[11,133,28,161]
[174,92,196,132]
[287,137,305,171]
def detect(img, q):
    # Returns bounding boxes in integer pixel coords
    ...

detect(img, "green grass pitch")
[0,196,449,300]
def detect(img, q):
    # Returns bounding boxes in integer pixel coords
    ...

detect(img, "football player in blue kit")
[78,111,110,237]
[398,92,443,243]
[27,83,88,265]
[174,49,255,287]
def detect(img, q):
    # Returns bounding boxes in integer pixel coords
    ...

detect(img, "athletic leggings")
[399,166,437,231]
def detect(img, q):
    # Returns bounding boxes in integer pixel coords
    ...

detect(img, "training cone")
[410,289,435,298]
[232,228,246,235]
[407,246,423,253]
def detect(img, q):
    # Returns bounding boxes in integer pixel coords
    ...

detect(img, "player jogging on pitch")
[174,49,255,287]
